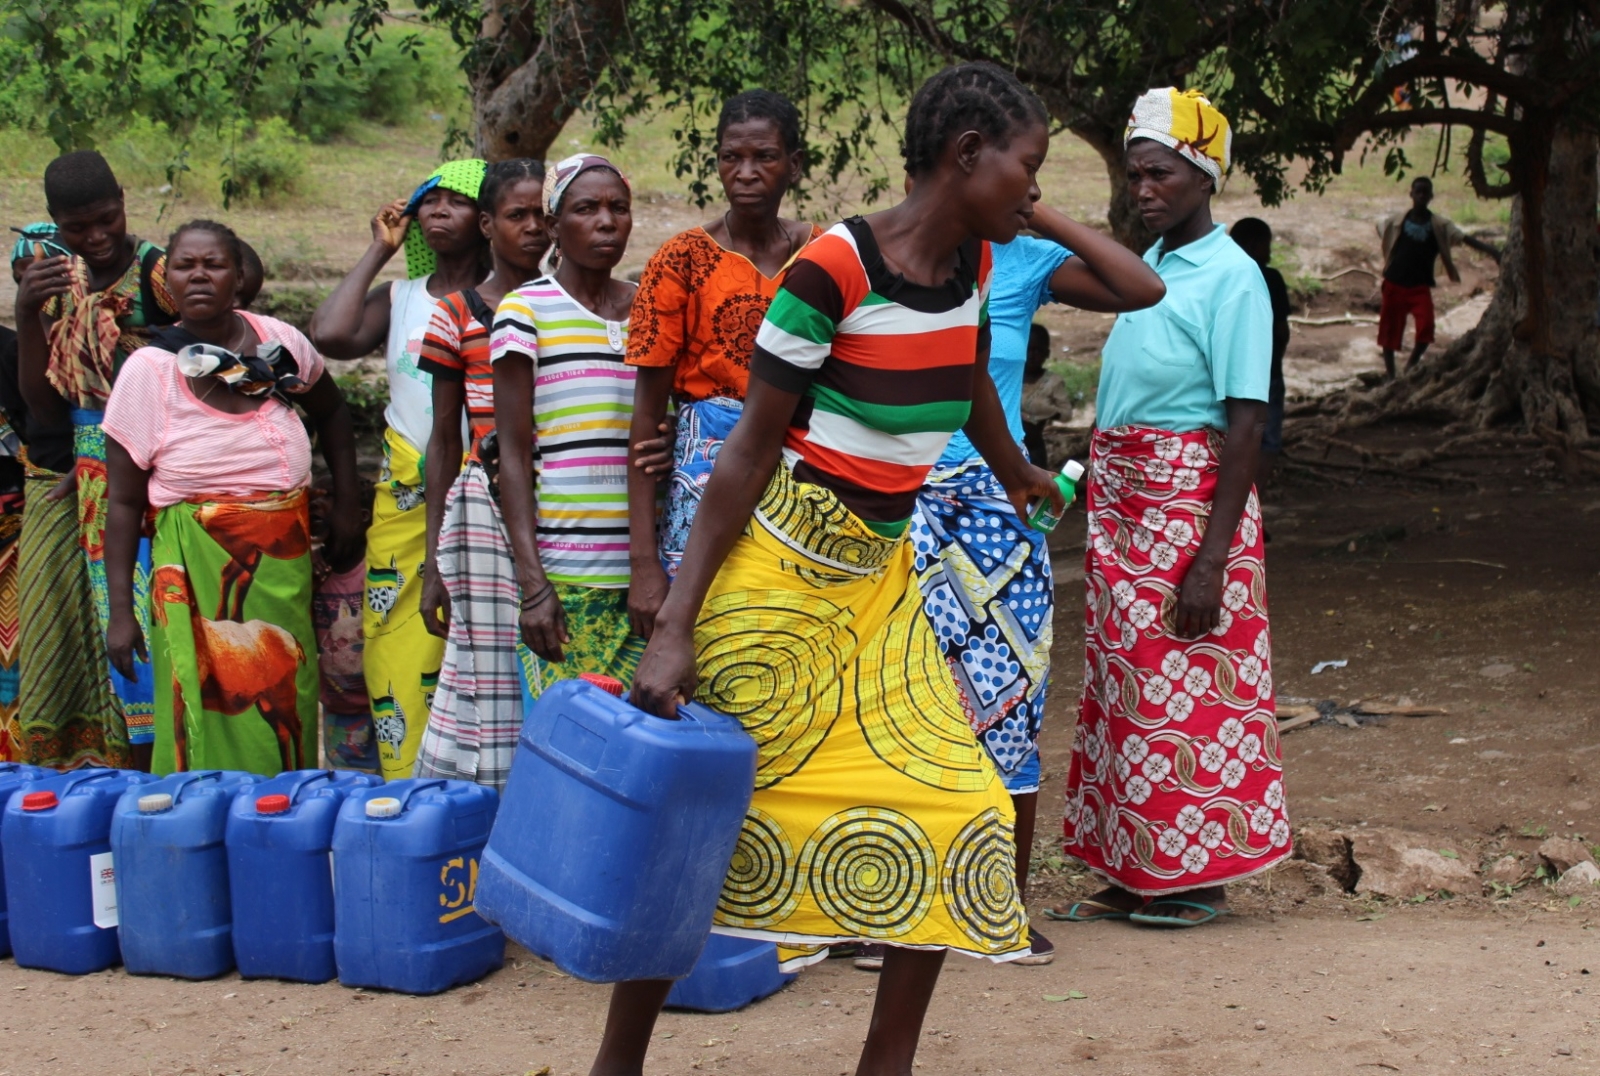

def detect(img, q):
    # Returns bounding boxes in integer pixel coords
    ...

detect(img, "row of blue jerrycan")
[0,763,504,994]
[0,672,794,1010]
[478,674,794,1012]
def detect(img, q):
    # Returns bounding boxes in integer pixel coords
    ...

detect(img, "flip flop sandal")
[1128,900,1226,928]
[1043,899,1133,923]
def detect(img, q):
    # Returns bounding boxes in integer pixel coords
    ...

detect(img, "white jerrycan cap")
[138,793,174,814]
[365,796,403,819]
[1062,460,1086,481]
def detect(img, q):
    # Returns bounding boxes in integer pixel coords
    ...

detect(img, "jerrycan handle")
[282,770,336,805]
[393,780,448,814]
[165,770,226,806]
[58,768,126,795]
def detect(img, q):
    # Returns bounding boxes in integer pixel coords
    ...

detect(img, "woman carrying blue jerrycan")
[589,64,1065,1076]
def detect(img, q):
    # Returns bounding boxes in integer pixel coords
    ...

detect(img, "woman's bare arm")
[625,366,674,640]
[1173,398,1266,638]
[421,376,466,636]
[1030,204,1166,313]
[105,439,151,679]
[298,371,364,573]
[492,352,566,661]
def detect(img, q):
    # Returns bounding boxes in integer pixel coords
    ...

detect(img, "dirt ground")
[0,117,1586,1076]
[0,455,1594,1076]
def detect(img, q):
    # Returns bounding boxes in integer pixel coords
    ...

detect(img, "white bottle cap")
[138,793,173,814]
[365,796,403,819]
[1062,460,1086,481]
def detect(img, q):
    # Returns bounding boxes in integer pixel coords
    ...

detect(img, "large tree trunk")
[1067,119,1155,253]
[1322,123,1599,453]
[472,0,628,162]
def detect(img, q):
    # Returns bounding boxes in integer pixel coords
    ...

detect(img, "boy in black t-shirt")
[1230,218,1290,491]
[1375,176,1499,377]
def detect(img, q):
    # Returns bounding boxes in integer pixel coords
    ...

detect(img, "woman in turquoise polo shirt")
[1053,88,1290,928]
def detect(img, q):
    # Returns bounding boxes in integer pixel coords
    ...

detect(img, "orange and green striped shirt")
[750,217,992,536]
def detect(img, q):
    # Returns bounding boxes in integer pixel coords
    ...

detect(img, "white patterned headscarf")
[1125,88,1232,190]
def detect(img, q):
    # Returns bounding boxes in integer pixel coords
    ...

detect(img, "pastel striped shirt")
[490,278,635,587]
[750,217,992,535]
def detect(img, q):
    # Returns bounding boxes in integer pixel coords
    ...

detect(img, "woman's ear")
[480,210,494,241]
[953,129,984,175]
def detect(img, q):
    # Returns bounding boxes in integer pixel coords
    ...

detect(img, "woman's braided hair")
[480,158,548,215]
[902,62,1048,177]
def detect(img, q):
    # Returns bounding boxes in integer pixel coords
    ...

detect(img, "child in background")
[1229,217,1290,490]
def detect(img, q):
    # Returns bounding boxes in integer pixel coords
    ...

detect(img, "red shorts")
[1377,280,1435,350]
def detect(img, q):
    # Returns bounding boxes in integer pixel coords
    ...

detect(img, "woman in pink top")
[102,220,361,774]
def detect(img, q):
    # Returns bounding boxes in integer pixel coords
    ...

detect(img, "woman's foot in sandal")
[1045,886,1142,922]
[1128,886,1228,927]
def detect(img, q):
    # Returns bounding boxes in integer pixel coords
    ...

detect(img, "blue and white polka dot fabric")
[912,459,1054,793]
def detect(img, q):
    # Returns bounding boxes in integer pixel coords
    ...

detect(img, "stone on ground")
[1349,828,1477,898]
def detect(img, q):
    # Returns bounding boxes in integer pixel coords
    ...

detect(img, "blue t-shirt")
[942,235,1071,464]
[1095,224,1271,433]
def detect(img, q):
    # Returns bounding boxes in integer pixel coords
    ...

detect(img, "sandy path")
[0,910,1591,1076]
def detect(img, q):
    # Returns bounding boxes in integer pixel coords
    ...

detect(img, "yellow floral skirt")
[697,464,1028,969]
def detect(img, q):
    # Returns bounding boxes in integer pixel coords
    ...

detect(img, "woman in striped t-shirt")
[597,64,1065,1076]
[410,158,549,790]
[490,155,645,691]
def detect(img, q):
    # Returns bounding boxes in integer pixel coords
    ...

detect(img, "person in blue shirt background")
[1055,87,1290,930]
[903,201,1162,969]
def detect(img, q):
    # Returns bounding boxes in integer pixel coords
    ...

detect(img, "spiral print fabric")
[699,463,1029,967]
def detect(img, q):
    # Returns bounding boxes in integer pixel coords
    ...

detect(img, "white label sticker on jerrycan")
[89,851,117,929]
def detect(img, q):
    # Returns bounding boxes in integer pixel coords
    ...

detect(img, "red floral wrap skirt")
[1063,427,1291,895]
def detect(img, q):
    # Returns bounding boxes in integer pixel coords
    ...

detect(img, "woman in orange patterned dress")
[624,90,822,639]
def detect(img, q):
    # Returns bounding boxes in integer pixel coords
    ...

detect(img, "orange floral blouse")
[625,224,823,402]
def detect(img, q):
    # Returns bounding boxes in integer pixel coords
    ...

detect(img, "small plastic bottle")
[1025,460,1086,533]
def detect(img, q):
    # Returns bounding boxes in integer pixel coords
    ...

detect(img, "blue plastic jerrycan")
[665,935,795,1012]
[228,769,382,983]
[333,779,504,994]
[0,763,51,957]
[2,768,160,973]
[111,770,265,980]
[476,676,758,983]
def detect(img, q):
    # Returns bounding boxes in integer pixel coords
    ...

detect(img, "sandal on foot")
[853,943,886,971]
[1043,899,1133,923]
[1128,900,1226,928]
[1010,927,1056,966]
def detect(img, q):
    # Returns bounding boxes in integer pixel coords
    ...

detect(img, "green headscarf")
[402,159,488,279]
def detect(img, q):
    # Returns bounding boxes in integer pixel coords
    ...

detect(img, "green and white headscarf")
[402,159,487,279]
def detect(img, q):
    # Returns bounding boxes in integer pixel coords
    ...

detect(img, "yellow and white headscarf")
[1125,88,1231,189]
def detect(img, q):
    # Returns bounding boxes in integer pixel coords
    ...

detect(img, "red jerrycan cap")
[255,794,291,815]
[579,673,624,697]
[21,791,57,811]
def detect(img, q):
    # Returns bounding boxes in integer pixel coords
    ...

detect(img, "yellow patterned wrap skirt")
[698,464,1029,969]
[364,427,446,780]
